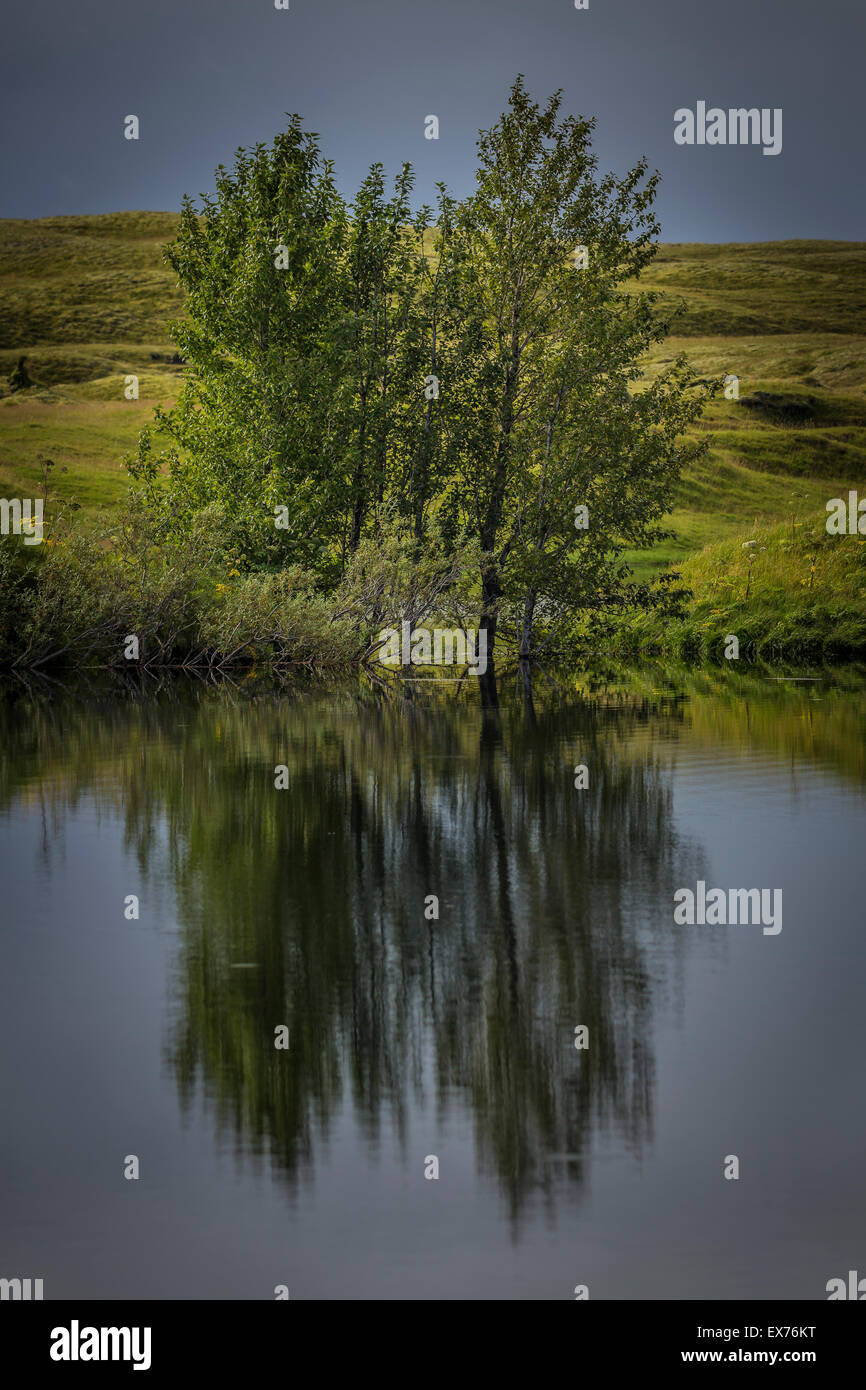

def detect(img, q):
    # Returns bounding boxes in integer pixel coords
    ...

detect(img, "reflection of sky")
[1,0,863,240]
[0,727,864,1299]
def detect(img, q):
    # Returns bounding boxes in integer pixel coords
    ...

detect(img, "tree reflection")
[5,669,855,1221]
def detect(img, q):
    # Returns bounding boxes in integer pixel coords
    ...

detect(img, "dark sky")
[2,0,863,240]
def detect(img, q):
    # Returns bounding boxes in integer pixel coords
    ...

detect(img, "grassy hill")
[0,213,184,511]
[630,242,866,575]
[1,215,864,614]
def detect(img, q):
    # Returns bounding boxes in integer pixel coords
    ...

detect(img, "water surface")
[1,669,864,1299]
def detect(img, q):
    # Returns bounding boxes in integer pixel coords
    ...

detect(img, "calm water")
[1,669,864,1300]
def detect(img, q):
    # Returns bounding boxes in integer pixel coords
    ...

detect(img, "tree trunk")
[477,561,500,707]
[519,589,536,661]
[349,405,367,553]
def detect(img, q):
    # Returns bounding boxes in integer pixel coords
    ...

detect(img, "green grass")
[1,216,865,653]
[0,395,165,510]
[619,513,866,662]
[631,241,866,336]
[0,212,184,350]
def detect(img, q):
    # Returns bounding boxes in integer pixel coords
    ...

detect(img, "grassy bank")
[614,513,866,662]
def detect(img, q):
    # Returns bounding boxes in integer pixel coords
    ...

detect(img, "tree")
[129,84,712,687]
[130,127,460,583]
[444,78,712,694]
[333,161,418,559]
[9,355,32,392]
[130,118,349,576]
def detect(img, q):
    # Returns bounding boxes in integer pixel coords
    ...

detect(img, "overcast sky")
[1,0,863,240]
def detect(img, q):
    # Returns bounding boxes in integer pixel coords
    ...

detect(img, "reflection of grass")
[683,676,866,785]
[5,664,866,797]
[549,662,866,787]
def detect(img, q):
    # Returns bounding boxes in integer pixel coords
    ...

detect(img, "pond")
[1,667,864,1299]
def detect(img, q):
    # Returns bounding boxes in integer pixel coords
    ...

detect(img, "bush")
[0,500,358,671]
